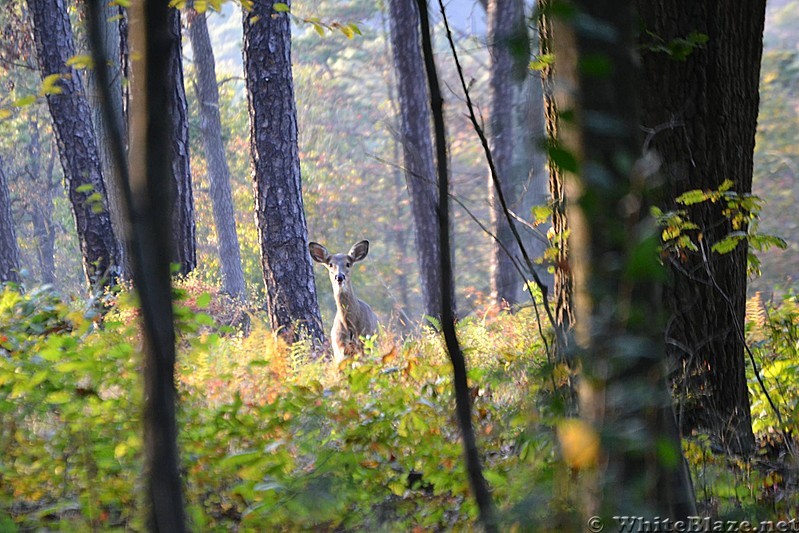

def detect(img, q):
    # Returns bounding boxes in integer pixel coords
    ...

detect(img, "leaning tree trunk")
[167,8,197,276]
[636,0,765,454]
[243,0,324,342]
[552,0,697,519]
[0,154,21,284]
[187,8,247,300]
[27,0,121,289]
[388,0,447,320]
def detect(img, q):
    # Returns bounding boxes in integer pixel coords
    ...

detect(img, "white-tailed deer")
[309,240,379,364]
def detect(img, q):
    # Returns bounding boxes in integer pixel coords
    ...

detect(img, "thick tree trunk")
[167,9,197,276]
[27,0,121,288]
[84,1,129,278]
[553,0,697,518]
[243,0,324,342]
[487,0,528,307]
[0,155,21,284]
[387,0,446,319]
[636,0,765,454]
[187,9,247,300]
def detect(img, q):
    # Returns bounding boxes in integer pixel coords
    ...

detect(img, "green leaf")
[12,95,36,108]
[529,53,555,71]
[66,54,94,69]
[547,144,579,173]
[711,232,746,254]
[273,2,290,12]
[76,184,95,193]
[675,189,708,206]
[45,390,72,405]
[195,292,212,309]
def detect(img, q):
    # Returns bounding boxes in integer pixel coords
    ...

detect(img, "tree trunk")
[538,0,574,333]
[243,0,324,342]
[27,118,57,286]
[387,0,447,320]
[187,8,247,300]
[487,0,530,307]
[27,0,121,289]
[552,0,697,518]
[84,1,129,278]
[167,8,197,276]
[636,0,765,454]
[0,154,21,284]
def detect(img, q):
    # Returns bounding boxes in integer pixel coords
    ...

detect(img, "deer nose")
[335,273,345,284]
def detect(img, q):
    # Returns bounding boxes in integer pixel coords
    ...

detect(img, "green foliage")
[653,180,787,277]
[643,30,709,61]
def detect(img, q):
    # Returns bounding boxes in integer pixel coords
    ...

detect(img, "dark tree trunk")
[487,0,528,307]
[187,8,247,300]
[539,0,574,333]
[388,0,446,319]
[112,0,187,528]
[167,8,196,276]
[636,0,765,454]
[0,154,21,284]
[243,0,324,342]
[27,0,121,288]
[552,0,697,518]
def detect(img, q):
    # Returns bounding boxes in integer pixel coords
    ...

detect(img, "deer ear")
[349,240,369,262]
[308,242,329,264]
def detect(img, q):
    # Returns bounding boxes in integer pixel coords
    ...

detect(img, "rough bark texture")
[187,9,247,300]
[243,0,324,342]
[84,1,129,278]
[487,0,529,306]
[636,0,765,454]
[554,0,697,518]
[539,0,574,331]
[0,154,21,284]
[167,8,197,276]
[388,0,446,319]
[27,119,57,286]
[27,0,121,288]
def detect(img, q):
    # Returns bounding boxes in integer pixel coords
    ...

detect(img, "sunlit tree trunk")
[539,0,574,333]
[0,154,20,284]
[187,8,247,300]
[636,0,765,454]
[28,0,121,288]
[167,8,197,276]
[551,0,697,518]
[243,0,324,342]
[387,0,447,319]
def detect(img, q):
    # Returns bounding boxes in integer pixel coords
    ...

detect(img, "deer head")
[309,240,370,296]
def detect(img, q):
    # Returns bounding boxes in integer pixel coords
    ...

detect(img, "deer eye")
[346,262,351,268]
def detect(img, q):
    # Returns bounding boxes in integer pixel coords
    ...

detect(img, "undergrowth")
[0,283,797,531]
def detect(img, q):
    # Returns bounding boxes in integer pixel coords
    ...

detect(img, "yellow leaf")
[40,73,65,95]
[114,442,128,459]
[0,109,11,120]
[66,54,94,69]
[557,418,600,469]
[12,95,36,107]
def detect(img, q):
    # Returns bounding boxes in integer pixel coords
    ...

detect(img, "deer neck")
[333,283,358,319]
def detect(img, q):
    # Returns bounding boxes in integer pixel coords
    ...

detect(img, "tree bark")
[27,0,121,288]
[26,117,57,286]
[243,0,324,342]
[0,154,21,284]
[487,0,530,307]
[387,0,447,320]
[538,0,574,332]
[187,8,247,300]
[636,0,765,454]
[552,0,697,518]
[167,8,197,276]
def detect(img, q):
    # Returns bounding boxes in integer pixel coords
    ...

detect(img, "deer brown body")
[309,240,378,364]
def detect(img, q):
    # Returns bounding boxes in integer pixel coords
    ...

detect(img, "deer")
[309,240,379,364]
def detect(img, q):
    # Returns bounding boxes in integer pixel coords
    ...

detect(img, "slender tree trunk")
[0,154,21,284]
[27,121,57,286]
[636,0,765,454]
[167,8,197,276]
[552,0,697,518]
[243,0,324,342]
[539,0,574,333]
[187,8,247,300]
[108,0,187,528]
[27,0,121,288]
[387,0,447,320]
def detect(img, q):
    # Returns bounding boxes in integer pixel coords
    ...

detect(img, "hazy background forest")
[3,0,792,315]
[1,0,799,530]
